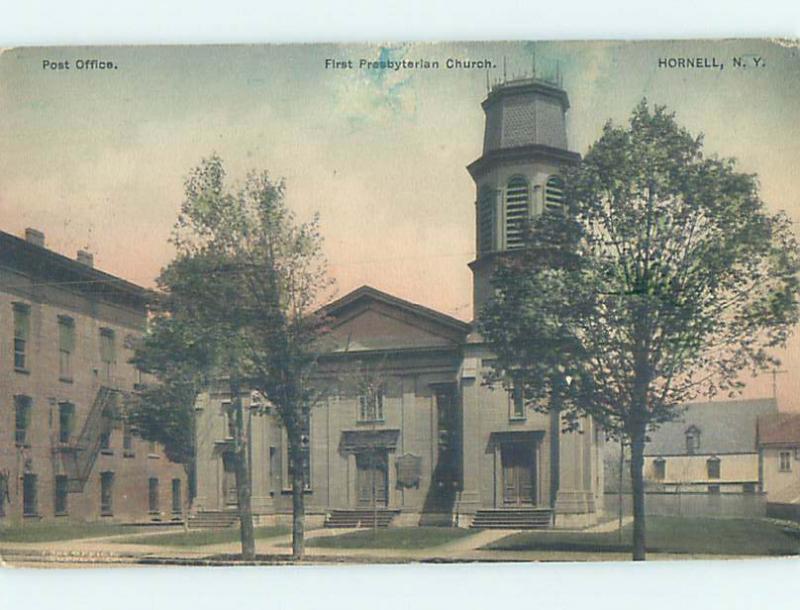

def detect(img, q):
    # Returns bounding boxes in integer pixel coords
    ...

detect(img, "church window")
[544,176,566,214]
[478,186,495,254]
[508,380,526,420]
[504,176,529,250]
[358,386,384,422]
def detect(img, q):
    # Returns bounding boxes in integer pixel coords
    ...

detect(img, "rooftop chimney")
[24,228,45,248]
[76,250,94,267]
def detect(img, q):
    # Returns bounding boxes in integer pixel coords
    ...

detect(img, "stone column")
[457,369,482,515]
[554,415,597,528]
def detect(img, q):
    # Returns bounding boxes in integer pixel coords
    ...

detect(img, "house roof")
[643,398,778,456]
[320,285,472,335]
[757,412,800,447]
[0,229,149,309]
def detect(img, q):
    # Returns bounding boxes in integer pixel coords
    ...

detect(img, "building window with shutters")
[504,176,529,250]
[13,302,31,371]
[707,456,721,479]
[653,458,666,480]
[544,176,566,214]
[478,185,495,254]
[100,472,114,516]
[148,477,159,513]
[58,402,75,443]
[58,315,75,381]
[14,395,32,446]
[123,422,135,458]
[780,451,792,472]
[99,327,116,381]
[0,472,9,518]
[54,475,69,516]
[23,473,38,517]
[100,430,112,453]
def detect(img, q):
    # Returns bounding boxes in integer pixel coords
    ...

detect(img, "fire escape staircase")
[54,386,122,493]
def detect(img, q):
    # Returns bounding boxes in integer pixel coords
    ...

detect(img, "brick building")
[0,228,187,525]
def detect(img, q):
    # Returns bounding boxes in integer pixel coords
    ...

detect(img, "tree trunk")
[290,440,306,560]
[629,425,647,561]
[618,438,624,544]
[234,449,255,559]
[230,374,256,560]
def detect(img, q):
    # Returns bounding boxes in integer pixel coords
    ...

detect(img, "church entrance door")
[501,443,535,506]
[356,451,388,508]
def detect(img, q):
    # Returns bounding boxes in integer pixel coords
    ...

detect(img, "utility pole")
[771,367,788,399]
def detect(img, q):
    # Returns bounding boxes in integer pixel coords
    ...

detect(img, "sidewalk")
[1,518,744,567]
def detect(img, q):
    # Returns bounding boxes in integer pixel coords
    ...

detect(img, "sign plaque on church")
[395,453,422,489]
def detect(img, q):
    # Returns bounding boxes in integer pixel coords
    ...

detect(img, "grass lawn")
[484,516,800,556]
[307,527,479,550]
[0,522,149,543]
[114,525,290,547]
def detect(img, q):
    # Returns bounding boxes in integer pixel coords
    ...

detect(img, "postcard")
[1,40,799,568]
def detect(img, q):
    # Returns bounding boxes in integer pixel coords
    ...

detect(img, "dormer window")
[686,426,701,455]
[505,176,529,250]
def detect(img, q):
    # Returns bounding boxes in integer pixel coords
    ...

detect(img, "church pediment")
[318,286,470,353]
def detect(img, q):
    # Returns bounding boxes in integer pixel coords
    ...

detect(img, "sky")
[2,39,799,408]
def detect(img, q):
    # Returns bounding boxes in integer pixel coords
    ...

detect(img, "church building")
[193,76,604,529]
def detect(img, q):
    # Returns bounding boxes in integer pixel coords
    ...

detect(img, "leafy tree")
[480,101,800,560]
[128,299,220,518]
[159,154,332,560]
[131,240,259,558]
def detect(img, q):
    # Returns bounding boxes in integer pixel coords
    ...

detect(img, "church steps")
[470,508,553,529]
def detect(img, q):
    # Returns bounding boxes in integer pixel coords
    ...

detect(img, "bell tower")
[467,77,580,319]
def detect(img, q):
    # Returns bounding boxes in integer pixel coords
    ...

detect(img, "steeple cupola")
[467,77,580,318]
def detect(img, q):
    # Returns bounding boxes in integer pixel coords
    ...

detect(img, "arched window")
[545,175,566,214]
[478,186,495,254]
[504,176,529,250]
